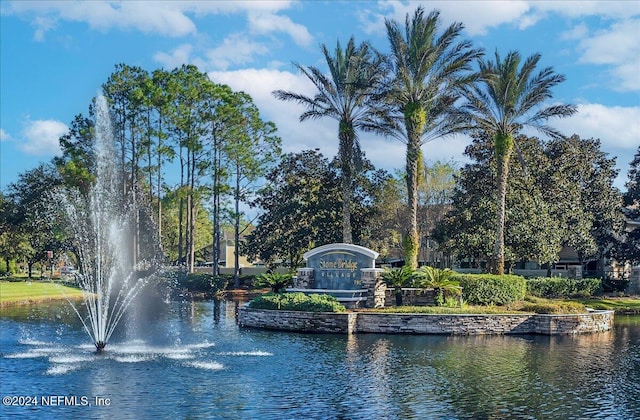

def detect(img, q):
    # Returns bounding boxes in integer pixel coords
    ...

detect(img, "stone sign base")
[238,308,614,335]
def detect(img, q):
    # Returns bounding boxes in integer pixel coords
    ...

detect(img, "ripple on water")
[216,351,273,357]
[48,354,94,364]
[110,354,156,363]
[185,361,224,370]
[46,364,82,375]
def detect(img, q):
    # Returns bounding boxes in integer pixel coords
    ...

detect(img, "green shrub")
[249,292,346,312]
[176,273,228,294]
[455,274,526,306]
[526,277,602,298]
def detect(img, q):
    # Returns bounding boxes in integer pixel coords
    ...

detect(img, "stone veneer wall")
[238,307,614,335]
[385,288,436,306]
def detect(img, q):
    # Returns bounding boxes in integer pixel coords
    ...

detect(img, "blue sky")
[1,0,639,192]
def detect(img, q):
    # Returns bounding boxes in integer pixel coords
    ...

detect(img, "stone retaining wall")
[238,307,614,335]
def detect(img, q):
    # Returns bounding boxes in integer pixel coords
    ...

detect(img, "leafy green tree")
[542,135,624,268]
[382,7,482,268]
[223,91,281,286]
[0,193,29,273]
[459,50,576,274]
[166,65,214,272]
[349,164,402,260]
[102,64,153,268]
[622,146,640,263]
[273,37,387,244]
[6,164,65,278]
[435,134,561,270]
[244,150,342,269]
[54,112,96,196]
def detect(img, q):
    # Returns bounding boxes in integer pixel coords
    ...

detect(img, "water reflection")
[0,300,638,419]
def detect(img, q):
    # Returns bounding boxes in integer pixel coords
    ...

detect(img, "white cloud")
[554,103,640,151]
[153,44,193,69]
[576,19,640,91]
[4,0,303,40]
[561,23,589,41]
[205,34,269,71]
[360,0,639,38]
[248,11,313,47]
[6,1,197,38]
[208,68,336,156]
[553,103,640,188]
[0,129,11,142]
[19,119,68,156]
[532,1,639,19]
[360,0,531,36]
[32,15,57,41]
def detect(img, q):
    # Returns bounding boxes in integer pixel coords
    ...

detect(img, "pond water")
[1,296,639,419]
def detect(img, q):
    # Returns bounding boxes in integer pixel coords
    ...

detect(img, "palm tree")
[382,7,482,268]
[382,266,415,305]
[459,50,577,274]
[273,37,387,244]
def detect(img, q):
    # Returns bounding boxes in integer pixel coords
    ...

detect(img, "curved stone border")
[238,307,614,335]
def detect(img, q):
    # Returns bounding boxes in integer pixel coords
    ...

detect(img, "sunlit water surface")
[1,297,638,419]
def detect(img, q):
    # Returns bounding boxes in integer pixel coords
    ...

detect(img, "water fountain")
[60,94,155,352]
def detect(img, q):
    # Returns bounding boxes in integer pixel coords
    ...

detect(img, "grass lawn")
[0,280,85,306]
[364,305,527,314]
[570,297,640,313]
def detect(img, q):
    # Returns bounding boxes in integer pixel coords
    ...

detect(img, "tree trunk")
[403,103,425,269]
[341,178,353,244]
[212,141,221,277]
[404,141,420,270]
[178,146,185,268]
[338,120,354,244]
[233,164,241,288]
[492,133,513,275]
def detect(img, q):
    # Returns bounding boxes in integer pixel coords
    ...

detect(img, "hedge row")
[525,277,602,298]
[455,274,526,306]
[249,292,346,312]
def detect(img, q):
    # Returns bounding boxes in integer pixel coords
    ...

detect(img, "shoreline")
[0,294,85,309]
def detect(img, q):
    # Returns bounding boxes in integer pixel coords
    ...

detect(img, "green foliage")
[525,277,602,298]
[175,273,228,294]
[436,132,622,269]
[602,278,630,293]
[248,292,346,312]
[382,266,416,289]
[520,298,587,314]
[403,236,419,270]
[414,266,461,306]
[415,266,457,287]
[273,37,387,243]
[245,150,393,270]
[456,273,526,306]
[254,273,292,293]
[382,266,417,306]
[494,132,513,159]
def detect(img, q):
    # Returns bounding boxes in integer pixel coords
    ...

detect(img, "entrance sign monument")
[290,243,386,308]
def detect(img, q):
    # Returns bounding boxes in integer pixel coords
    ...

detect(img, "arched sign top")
[303,243,379,261]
